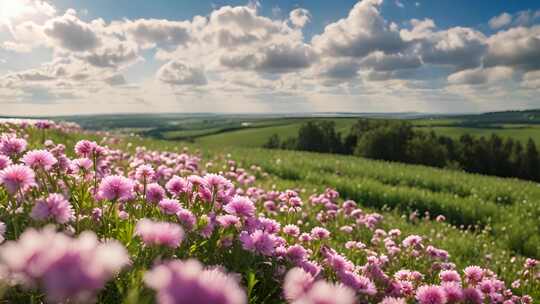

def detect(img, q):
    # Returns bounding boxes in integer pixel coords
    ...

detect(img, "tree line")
[263,119,540,182]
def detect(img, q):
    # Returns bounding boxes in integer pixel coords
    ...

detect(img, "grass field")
[415,124,540,143]
[1,122,539,302]
[127,130,540,260]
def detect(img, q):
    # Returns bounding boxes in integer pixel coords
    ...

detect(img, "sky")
[0,0,540,116]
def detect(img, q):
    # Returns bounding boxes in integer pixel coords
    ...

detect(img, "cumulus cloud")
[121,19,192,50]
[2,0,540,114]
[157,60,207,86]
[81,42,140,69]
[484,25,540,71]
[447,66,513,85]
[489,13,512,30]
[104,74,126,86]
[43,11,101,52]
[289,8,311,28]
[522,70,540,89]
[413,25,487,70]
[312,0,407,58]
[361,52,422,71]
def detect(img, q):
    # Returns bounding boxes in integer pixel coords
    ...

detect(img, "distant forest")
[264,119,540,182]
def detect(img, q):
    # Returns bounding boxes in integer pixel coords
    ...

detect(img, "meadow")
[86,111,539,149]
[0,119,537,303]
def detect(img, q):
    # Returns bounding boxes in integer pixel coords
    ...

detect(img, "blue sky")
[1,0,540,115]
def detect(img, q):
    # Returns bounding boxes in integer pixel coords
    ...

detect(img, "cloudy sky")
[1,0,540,116]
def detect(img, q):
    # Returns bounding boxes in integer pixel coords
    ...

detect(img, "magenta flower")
[217,214,240,228]
[159,198,182,215]
[239,229,276,256]
[284,267,315,301]
[98,175,134,201]
[22,149,57,170]
[204,173,231,189]
[380,297,406,304]
[144,259,246,304]
[0,164,35,194]
[176,209,196,230]
[224,196,255,218]
[283,224,300,237]
[294,280,355,304]
[310,227,330,240]
[135,219,184,248]
[0,226,129,303]
[135,164,155,182]
[442,282,463,303]
[462,287,483,304]
[74,140,97,157]
[463,266,484,284]
[165,175,191,197]
[0,155,12,170]
[415,285,447,304]
[146,183,165,204]
[0,135,27,156]
[31,193,75,224]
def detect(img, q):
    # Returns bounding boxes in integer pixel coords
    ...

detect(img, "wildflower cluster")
[0,120,537,303]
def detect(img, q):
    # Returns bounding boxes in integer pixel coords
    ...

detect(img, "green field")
[2,122,538,302]
[415,124,540,143]
[43,127,540,291]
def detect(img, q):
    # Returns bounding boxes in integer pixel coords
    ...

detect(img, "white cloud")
[448,66,514,85]
[312,0,407,58]
[43,11,101,52]
[1,0,540,115]
[489,12,512,30]
[289,8,311,28]
[157,60,207,86]
[484,25,540,71]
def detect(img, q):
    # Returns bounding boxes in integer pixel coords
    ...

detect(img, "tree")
[263,134,281,149]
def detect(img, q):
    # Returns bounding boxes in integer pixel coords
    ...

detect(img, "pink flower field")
[0,120,537,303]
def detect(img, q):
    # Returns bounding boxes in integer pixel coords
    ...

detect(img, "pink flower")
[74,140,97,157]
[283,267,315,301]
[144,259,246,304]
[310,227,330,240]
[463,266,484,284]
[224,196,255,218]
[462,288,483,304]
[31,193,75,224]
[146,183,165,204]
[415,285,447,304]
[402,235,423,248]
[0,164,35,194]
[442,282,463,303]
[135,219,184,248]
[0,135,27,156]
[283,224,300,237]
[135,164,155,182]
[286,245,308,262]
[239,230,276,256]
[204,173,231,189]
[177,208,196,230]
[22,149,57,170]
[217,214,240,228]
[98,175,134,201]
[294,280,355,304]
[380,297,406,304]
[166,175,191,197]
[439,270,461,283]
[0,155,12,170]
[158,199,182,215]
[0,226,129,303]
